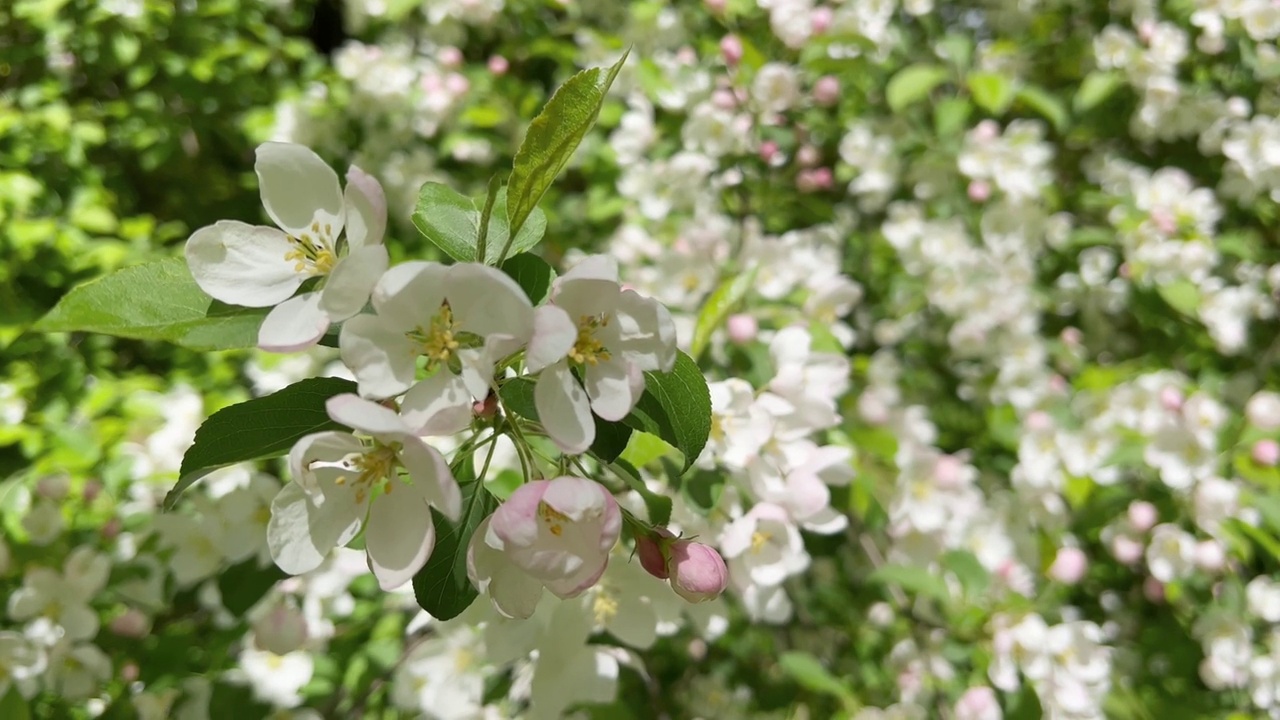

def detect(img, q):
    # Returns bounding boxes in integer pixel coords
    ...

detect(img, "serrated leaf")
[412,183,547,265]
[867,563,951,603]
[1016,85,1068,132]
[778,652,855,705]
[690,268,756,360]
[505,49,629,241]
[1073,71,1125,113]
[886,64,950,112]
[412,480,498,620]
[166,377,355,509]
[500,253,557,304]
[624,351,711,473]
[498,377,632,462]
[967,71,1016,114]
[33,257,267,350]
[218,560,286,616]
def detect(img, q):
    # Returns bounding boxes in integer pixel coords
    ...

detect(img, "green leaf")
[1156,280,1201,318]
[500,253,557,305]
[33,258,267,350]
[867,563,951,603]
[1073,71,1125,113]
[218,560,286,616]
[498,378,632,463]
[167,377,356,509]
[1016,85,1068,132]
[778,652,856,706]
[619,431,674,469]
[411,183,547,265]
[886,64,950,112]
[412,480,498,620]
[967,71,1016,114]
[1227,518,1280,562]
[942,550,990,599]
[690,268,756,360]
[0,688,30,720]
[505,49,630,241]
[623,351,711,472]
[933,97,972,137]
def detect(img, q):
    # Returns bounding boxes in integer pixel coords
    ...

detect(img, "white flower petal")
[258,291,329,353]
[319,244,388,322]
[398,438,462,521]
[467,517,544,619]
[447,263,534,340]
[584,357,639,422]
[288,431,364,494]
[535,361,595,455]
[558,254,619,284]
[255,142,345,237]
[365,490,435,591]
[343,165,387,249]
[339,314,417,399]
[612,289,677,372]
[267,481,362,576]
[185,221,302,307]
[325,393,412,439]
[526,305,577,373]
[371,261,449,330]
[457,346,496,401]
[401,372,474,436]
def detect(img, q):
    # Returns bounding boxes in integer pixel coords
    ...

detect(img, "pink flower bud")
[445,73,470,96]
[110,609,150,638]
[973,119,1000,142]
[439,46,463,68]
[796,169,821,193]
[810,7,834,34]
[796,144,821,167]
[121,662,140,683]
[1060,326,1083,347]
[102,518,122,540]
[473,393,498,420]
[1253,439,1280,467]
[253,602,309,656]
[1048,546,1088,584]
[1112,533,1144,564]
[488,55,509,75]
[933,454,966,489]
[720,35,744,66]
[1195,539,1226,572]
[1143,575,1165,603]
[1159,386,1183,412]
[812,76,840,106]
[759,140,780,163]
[1118,262,1132,280]
[1137,19,1156,44]
[967,179,991,202]
[636,528,674,579]
[668,541,728,603]
[954,686,1001,720]
[1127,501,1158,533]
[809,167,833,189]
[1025,410,1053,432]
[82,480,102,503]
[712,88,738,109]
[727,313,758,344]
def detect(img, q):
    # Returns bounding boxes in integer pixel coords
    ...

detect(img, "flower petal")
[558,254,619,284]
[611,289,677,372]
[401,372,474,437]
[185,221,302,307]
[288,431,364,494]
[339,314,417,399]
[490,480,550,548]
[447,263,534,340]
[584,357,640,422]
[535,361,595,455]
[325,393,412,439]
[371,261,449,331]
[255,142,345,237]
[397,437,462,521]
[343,165,387,249]
[457,346,496,401]
[526,305,577,373]
[467,517,544,619]
[365,489,435,590]
[319,244,388,322]
[258,291,329,352]
[267,480,362,576]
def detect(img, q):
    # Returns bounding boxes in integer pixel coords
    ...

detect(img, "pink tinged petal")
[255,141,345,237]
[267,480,363,575]
[371,261,448,331]
[185,221,303,306]
[364,489,435,590]
[258,291,329,352]
[319,244,388,322]
[288,431,364,493]
[397,437,462,521]
[343,165,387,249]
[611,290,677,372]
[457,347,496,401]
[525,305,576,373]
[325,393,412,440]
[467,517,544,619]
[584,357,639,422]
[542,556,610,599]
[535,361,595,455]
[339,314,417,399]
[541,476,611,525]
[786,472,831,520]
[491,480,551,548]
[447,263,534,340]
[401,372,474,437]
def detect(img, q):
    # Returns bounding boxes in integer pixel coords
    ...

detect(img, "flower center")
[750,530,772,553]
[709,413,725,441]
[336,444,400,504]
[539,502,570,536]
[406,304,461,367]
[570,314,611,366]
[593,591,619,625]
[283,221,337,276]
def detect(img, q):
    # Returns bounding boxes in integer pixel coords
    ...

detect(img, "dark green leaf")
[505,50,630,241]
[500,253,557,304]
[167,377,356,509]
[624,351,712,472]
[33,258,267,350]
[217,560,287,616]
[497,377,632,462]
[412,480,498,620]
[411,183,547,265]
[0,688,29,720]
[690,268,756,360]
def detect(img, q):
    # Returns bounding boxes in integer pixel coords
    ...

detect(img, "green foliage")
[622,351,712,472]
[690,268,757,361]
[500,253,558,305]
[412,183,548,265]
[886,64,951,112]
[412,476,499,621]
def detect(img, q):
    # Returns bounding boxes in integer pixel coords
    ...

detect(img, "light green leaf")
[967,71,1016,114]
[886,64,950,112]
[609,458,673,526]
[505,49,630,242]
[690,268,756,360]
[0,688,29,720]
[778,652,856,707]
[1073,71,1125,113]
[1016,85,1068,132]
[867,563,951,603]
[623,351,712,472]
[412,478,498,620]
[933,97,972,137]
[33,258,268,350]
[167,377,356,509]
[620,431,674,469]
[411,183,547,265]
[1156,280,1201,318]
[941,550,990,599]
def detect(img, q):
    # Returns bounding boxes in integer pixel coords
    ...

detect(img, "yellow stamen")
[569,314,611,366]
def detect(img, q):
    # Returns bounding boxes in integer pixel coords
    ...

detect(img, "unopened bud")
[668,541,728,603]
[488,55,509,75]
[1048,546,1088,584]
[1143,575,1165,603]
[1253,439,1280,467]
[967,180,991,203]
[252,601,309,656]
[954,686,1001,720]
[810,7,834,34]
[636,528,674,580]
[37,475,70,500]
[812,76,840,106]
[1195,539,1226,572]
[720,35,744,66]
[759,140,780,163]
[726,314,757,344]
[439,46,463,68]
[1127,501,1158,533]
[474,393,498,420]
[82,480,102,503]
[110,608,151,638]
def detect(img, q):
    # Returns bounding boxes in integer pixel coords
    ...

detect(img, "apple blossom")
[668,540,729,603]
